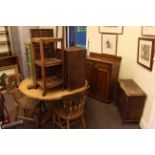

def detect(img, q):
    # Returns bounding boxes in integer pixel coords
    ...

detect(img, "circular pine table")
[19,79,88,101]
[19,79,88,128]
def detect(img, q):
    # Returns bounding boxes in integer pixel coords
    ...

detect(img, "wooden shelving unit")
[0,26,11,57]
[37,76,63,88]
[34,58,62,67]
[31,36,64,96]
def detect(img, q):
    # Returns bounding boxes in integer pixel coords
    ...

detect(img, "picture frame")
[0,65,19,91]
[101,34,118,55]
[137,38,155,71]
[98,26,124,34]
[0,65,18,77]
[142,26,155,36]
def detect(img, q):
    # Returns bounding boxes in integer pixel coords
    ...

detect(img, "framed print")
[137,38,155,71]
[101,34,118,55]
[0,65,18,77]
[142,26,155,36]
[0,65,19,91]
[99,26,124,34]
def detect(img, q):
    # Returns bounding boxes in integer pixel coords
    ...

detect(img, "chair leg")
[53,113,56,128]
[35,115,41,129]
[81,115,86,129]
[67,120,70,129]
[15,107,19,121]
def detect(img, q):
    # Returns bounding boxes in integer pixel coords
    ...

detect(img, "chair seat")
[53,86,89,129]
[54,106,84,120]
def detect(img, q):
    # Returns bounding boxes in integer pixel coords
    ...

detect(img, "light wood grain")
[19,79,88,101]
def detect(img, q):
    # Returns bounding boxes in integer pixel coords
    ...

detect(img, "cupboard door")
[65,48,86,90]
[94,66,110,100]
[86,62,94,94]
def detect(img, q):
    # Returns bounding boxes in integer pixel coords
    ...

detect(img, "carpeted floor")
[4,94,139,129]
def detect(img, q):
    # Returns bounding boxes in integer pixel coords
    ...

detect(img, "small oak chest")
[116,79,146,123]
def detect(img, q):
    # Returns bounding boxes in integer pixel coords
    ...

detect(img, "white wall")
[87,26,155,128]
[10,26,37,78]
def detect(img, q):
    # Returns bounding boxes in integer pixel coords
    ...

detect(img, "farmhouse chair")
[53,85,89,129]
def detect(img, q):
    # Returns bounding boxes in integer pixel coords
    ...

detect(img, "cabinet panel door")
[66,50,86,90]
[86,63,94,93]
[94,66,110,100]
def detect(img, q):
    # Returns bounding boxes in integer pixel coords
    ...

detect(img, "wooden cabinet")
[64,47,86,90]
[86,52,121,103]
[116,79,146,123]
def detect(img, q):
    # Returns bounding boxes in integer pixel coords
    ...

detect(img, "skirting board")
[139,118,148,129]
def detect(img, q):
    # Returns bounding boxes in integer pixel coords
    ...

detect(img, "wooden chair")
[53,86,89,129]
[0,92,23,129]
[5,74,40,128]
[0,92,10,124]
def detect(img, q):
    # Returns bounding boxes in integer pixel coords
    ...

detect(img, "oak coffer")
[116,79,146,123]
[64,47,86,90]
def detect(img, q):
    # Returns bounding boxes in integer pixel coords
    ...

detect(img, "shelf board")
[37,76,63,88]
[32,37,63,43]
[0,52,10,56]
[0,31,7,35]
[0,41,8,45]
[34,58,62,67]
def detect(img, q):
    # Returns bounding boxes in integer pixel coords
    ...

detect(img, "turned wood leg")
[67,120,70,129]
[15,107,19,121]
[42,89,46,96]
[35,115,41,129]
[81,115,86,129]
[53,114,56,128]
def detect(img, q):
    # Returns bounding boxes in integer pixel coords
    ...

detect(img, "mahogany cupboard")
[86,52,121,103]
[64,47,86,90]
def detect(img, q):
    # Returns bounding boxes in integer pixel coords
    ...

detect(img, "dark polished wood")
[64,47,86,90]
[116,79,146,123]
[86,52,121,103]
[30,29,53,38]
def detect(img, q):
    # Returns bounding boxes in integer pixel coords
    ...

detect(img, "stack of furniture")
[30,28,87,96]
[0,26,11,57]
[116,79,146,123]
[86,52,121,103]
